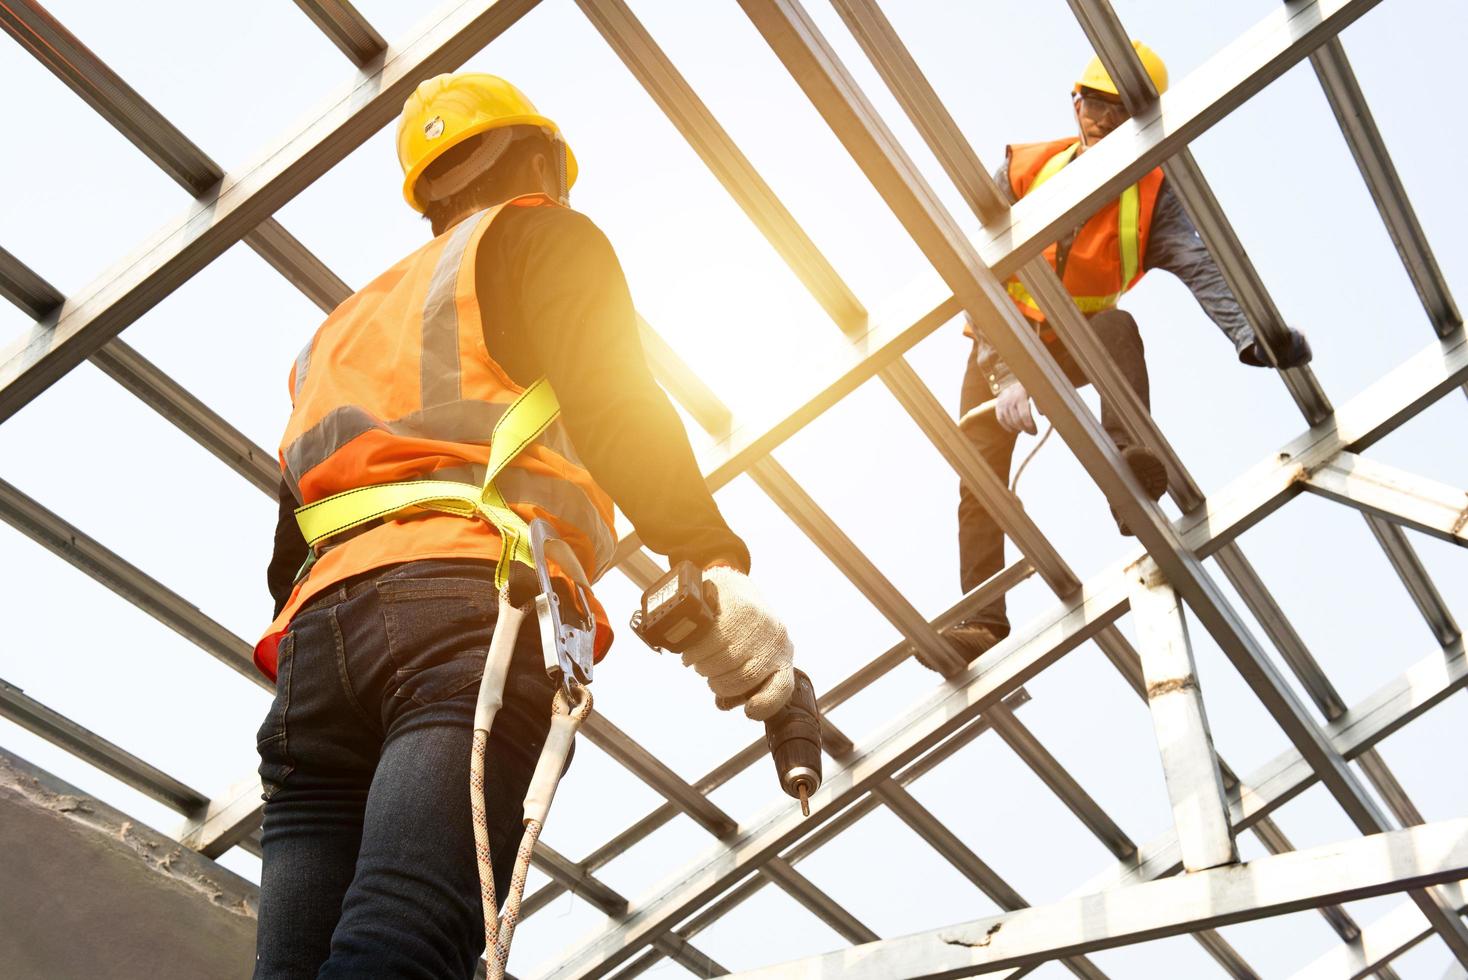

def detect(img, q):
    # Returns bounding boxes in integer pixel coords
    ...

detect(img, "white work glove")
[679,567,796,721]
[995,381,1038,435]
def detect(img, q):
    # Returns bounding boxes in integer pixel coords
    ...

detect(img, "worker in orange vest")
[251,73,795,978]
[944,42,1313,665]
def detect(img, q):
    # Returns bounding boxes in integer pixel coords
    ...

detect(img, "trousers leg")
[957,345,1019,635]
[253,595,375,980]
[318,561,557,980]
[1084,309,1150,449]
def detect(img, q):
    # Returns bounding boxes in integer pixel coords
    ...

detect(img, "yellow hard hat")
[396,72,578,212]
[1074,41,1168,97]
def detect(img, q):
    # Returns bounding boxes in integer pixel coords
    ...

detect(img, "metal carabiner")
[527,518,597,693]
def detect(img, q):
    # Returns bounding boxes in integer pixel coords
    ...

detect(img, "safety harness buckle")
[528,518,597,692]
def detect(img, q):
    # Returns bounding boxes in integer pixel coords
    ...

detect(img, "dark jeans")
[253,559,560,980]
[958,309,1149,635]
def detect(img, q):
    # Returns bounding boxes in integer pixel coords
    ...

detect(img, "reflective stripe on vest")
[1005,142,1143,318]
[291,376,615,588]
[277,195,617,589]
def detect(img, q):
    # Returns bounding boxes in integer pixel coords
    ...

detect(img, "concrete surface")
[0,748,258,979]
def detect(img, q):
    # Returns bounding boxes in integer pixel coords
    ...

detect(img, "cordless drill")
[630,562,823,816]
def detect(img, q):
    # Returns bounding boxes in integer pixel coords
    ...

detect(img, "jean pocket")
[392,653,491,707]
[255,632,296,800]
[376,576,497,673]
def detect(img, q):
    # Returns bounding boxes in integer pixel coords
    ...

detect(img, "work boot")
[1112,445,1169,536]
[940,621,1005,669]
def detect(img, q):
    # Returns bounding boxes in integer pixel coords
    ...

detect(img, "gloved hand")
[995,381,1038,435]
[1242,327,1312,369]
[678,567,796,720]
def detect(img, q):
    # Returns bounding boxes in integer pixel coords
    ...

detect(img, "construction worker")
[251,73,795,978]
[944,42,1313,664]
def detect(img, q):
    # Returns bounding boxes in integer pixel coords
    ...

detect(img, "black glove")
[1241,327,1312,369]
[995,381,1037,435]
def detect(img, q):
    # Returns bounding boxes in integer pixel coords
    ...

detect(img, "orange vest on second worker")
[255,194,617,679]
[1003,137,1165,324]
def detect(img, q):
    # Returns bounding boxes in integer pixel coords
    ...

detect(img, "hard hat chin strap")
[554,138,569,207]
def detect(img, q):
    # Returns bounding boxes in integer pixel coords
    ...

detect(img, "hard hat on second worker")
[1074,41,1168,97]
[397,72,578,212]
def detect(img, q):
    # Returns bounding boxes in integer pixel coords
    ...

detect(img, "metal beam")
[605,690,1044,980]
[1068,0,1459,674]
[0,244,63,318]
[1080,636,1468,897]
[1308,36,1461,337]
[542,0,1468,968]
[0,677,208,815]
[87,341,280,493]
[826,0,1007,222]
[1065,3,1457,842]
[0,0,541,419]
[0,248,278,494]
[1169,335,1467,558]
[1291,883,1468,980]
[173,774,264,858]
[964,0,1385,284]
[1068,0,1332,423]
[638,321,1136,857]
[547,323,1468,975]
[580,711,878,944]
[1305,452,1468,548]
[293,0,388,68]
[579,0,1081,602]
[812,10,1402,961]
[578,0,865,332]
[726,0,1468,954]
[530,843,730,977]
[728,819,1468,980]
[1364,514,1460,646]
[0,477,264,689]
[521,562,1033,920]
[602,42,1465,579]
[542,559,1131,976]
[1125,558,1236,872]
[0,0,352,315]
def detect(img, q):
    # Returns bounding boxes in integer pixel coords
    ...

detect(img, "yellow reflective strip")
[1030,144,1079,192]
[1118,182,1141,288]
[1072,293,1123,313]
[294,375,572,589]
[295,480,483,547]
[1006,279,1043,313]
[1006,279,1120,315]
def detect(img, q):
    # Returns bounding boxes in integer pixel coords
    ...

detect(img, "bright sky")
[2,1,1466,977]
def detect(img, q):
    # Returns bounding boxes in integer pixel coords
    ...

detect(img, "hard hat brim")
[1073,78,1120,97]
[402,114,579,212]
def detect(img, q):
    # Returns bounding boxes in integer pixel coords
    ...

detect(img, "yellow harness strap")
[1006,143,1142,316]
[293,378,561,589]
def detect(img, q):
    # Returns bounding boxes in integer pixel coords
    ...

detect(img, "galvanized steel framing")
[0,0,1464,977]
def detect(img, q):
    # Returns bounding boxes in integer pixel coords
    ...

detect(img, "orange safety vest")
[1003,137,1164,325]
[254,194,617,680]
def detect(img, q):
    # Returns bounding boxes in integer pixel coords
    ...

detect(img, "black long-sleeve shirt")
[268,205,747,613]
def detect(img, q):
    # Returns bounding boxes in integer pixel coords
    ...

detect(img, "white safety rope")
[470,588,593,979]
[1009,423,1054,493]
